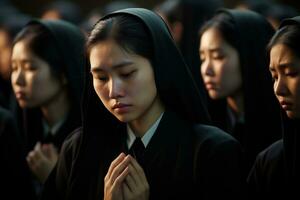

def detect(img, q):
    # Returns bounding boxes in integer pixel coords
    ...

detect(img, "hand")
[123,155,149,200]
[26,142,58,183]
[104,153,130,200]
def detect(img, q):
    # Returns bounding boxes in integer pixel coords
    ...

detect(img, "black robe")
[202,9,282,175]
[13,19,85,154]
[247,16,300,199]
[42,111,244,200]
[41,8,244,200]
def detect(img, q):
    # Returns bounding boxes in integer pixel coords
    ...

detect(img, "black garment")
[204,9,282,174]
[248,116,300,199]
[43,111,243,200]
[41,8,243,200]
[13,19,85,153]
[128,137,145,166]
[247,17,300,198]
[0,107,36,200]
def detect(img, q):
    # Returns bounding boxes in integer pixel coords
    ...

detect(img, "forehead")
[12,41,33,59]
[89,40,134,70]
[270,44,295,65]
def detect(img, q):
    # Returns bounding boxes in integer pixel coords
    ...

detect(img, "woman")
[199,9,282,174]
[248,16,300,199]
[10,19,85,185]
[42,8,243,200]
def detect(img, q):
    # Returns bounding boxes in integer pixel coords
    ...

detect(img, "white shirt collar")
[127,112,164,149]
[42,116,67,137]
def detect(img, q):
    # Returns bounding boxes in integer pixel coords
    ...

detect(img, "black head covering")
[276,16,300,184]
[210,9,282,170]
[68,7,210,199]
[16,19,85,151]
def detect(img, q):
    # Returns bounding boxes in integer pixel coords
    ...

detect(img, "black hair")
[87,14,153,62]
[13,23,64,79]
[268,24,300,58]
[199,12,238,50]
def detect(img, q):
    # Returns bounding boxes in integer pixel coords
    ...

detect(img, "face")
[200,27,242,99]
[270,44,300,119]
[90,40,163,125]
[11,41,65,108]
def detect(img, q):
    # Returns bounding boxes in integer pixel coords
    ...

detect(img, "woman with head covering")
[199,9,282,175]
[248,16,300,199]
[10,19,85,187]
[41,8,244,200]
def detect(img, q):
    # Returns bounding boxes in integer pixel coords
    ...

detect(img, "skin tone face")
[200,27,242,100]
[11,40,66,109]
[90,39,164,136]
[270,44,300,119]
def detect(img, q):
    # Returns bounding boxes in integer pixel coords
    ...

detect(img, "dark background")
[7,0,300,19]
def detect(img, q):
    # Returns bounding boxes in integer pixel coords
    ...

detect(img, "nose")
[201,59,214,77]
[12,68,25,86]
[108,78,125,99]
[274,76,288,97]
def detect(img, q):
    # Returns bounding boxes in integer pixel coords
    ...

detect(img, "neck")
[227,90,244,119]
[41,88,70,128]
[129,98,165,137]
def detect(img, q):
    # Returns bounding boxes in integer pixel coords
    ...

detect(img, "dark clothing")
[247,17,300,199]
[41,8,243,200]
[0,107,36,200]
[22,107,82,153]
[12,19,85,198]
[205,9,282,174]
[43,111,244,200]
[247,140,287,198]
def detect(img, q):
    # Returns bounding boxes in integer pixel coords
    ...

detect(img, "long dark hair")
[87,15,153,63]
[13,23,64,79]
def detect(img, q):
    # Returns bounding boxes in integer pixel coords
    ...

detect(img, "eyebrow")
[274,62,295,69]
[91,60,134,73]
[200,48,223,53]
[11,58,34,63]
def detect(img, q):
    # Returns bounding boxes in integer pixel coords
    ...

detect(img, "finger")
[42,144,58,159]
[106,153,126,179]
[109,155,131,185]
[128,155,147,183]
[122,180,132,198]
[124,170,136,191]
[113,165,129,189]
[34,142,42,151]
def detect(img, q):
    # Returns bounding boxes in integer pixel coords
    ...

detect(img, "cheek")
[93,82,109,102]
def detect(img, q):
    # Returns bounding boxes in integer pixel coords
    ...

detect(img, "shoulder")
[61,127,82,155]
[192,124,242,161]
[254,139,284,169]
[193,123,241,147]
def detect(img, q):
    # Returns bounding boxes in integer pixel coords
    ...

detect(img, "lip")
[279,100,293,110]
[112,103,131,114]
[15,91,26,99]
[204,82,216,90]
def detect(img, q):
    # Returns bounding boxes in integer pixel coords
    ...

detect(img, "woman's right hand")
[104,153,130,200]
[104,153,149,200]
[122,155,149,200]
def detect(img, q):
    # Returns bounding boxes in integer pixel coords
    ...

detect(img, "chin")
[286,111,299,119]
[208,92,221,100]
[114,114,134,123]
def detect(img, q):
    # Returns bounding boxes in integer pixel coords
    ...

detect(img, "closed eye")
[120,70,136,79]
